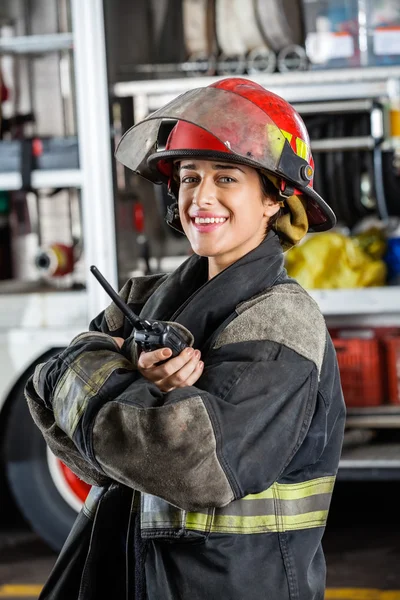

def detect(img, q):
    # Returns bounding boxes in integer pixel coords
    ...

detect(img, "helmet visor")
[115,86,335,232]
[115,86,293,181]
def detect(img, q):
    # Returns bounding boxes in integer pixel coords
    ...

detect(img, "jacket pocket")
[140,492,214,543]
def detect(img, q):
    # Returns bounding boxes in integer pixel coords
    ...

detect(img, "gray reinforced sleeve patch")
[214,283,326,377]
[91,396,235,511]
[105,273,168,332]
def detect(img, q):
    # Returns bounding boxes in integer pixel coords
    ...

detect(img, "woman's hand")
[137,346,204,392]
[112,337,125,348]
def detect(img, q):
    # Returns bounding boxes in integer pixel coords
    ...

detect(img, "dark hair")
[259,173,283,234]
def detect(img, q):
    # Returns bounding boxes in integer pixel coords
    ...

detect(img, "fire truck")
[1,0,400,553]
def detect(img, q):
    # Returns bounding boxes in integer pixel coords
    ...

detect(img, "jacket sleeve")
[24,273,169,485]
[23,295,126,487]
[30,329,320,512]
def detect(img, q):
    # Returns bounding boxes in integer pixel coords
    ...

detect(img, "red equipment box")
[331,327,400,408]
[382,335,400,405]
[332,336,384,407]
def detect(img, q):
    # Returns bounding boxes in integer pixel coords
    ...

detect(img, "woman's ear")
[263,198,281,218]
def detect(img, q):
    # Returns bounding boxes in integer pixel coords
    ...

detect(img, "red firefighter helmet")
[115,78,336,232]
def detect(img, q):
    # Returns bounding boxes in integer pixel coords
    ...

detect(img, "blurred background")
[1,0,400,598]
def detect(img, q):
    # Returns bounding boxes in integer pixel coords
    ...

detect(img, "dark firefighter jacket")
[25,231,346,600]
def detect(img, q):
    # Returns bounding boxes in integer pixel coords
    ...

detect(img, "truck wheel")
[4,361,90,552]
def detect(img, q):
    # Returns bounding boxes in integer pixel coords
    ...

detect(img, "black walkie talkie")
[90,265,191,356]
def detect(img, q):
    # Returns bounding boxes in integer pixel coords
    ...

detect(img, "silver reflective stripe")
[216,493,331,518]
[83,485,105,519]
[141,493,187,530]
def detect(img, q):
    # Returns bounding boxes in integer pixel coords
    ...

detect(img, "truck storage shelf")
[345,406,400,429]
[0,280,84,295]
[0,33,73,55]
[113,65,400,106]
[308,287,400,316]
[0,169,82,190]
[338,443,400,479]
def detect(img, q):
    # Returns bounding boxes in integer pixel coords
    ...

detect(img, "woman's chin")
[189,243,223,258]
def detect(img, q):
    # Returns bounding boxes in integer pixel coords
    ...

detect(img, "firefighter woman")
[26,78,345,600]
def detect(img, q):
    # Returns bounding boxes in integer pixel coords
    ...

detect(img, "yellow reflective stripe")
[280,128,310,161]
[265,124,286,162]
[280,509,329,530]
[244,476,335,501]
[275,476,336,501]
[184,477,335,534]
[296,137,309,160]
[185,510,329,534]
[244,488,274,500]
[281,129,293,143]
[186,511,211,530]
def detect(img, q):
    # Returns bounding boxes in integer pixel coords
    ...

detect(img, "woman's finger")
[139,347,199,381]
[157,353,202,390]
[175,361,204,388]
[157,360,204,392]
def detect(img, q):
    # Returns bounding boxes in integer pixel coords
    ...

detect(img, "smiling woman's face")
[177,159,280,278]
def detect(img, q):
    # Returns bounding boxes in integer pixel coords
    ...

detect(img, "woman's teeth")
[194,217,227,224]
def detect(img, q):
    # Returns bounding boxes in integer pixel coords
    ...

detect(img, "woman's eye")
[181,176,197,184]
[219,176,235,183]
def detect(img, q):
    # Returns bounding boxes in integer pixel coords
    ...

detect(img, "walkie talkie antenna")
[90,265,143,329]
[90,265,191,356]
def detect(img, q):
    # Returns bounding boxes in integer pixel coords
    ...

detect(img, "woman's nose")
[193,177,217,206]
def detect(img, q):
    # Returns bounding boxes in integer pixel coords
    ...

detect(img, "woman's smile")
[190,210,229,232]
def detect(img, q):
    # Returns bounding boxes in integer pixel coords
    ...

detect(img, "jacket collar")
[141,232,285,350]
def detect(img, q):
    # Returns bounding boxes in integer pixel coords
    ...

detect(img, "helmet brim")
[300,185,337,232]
